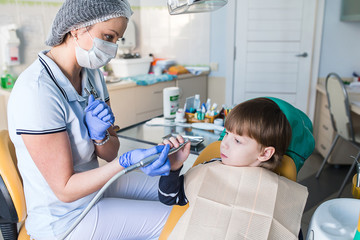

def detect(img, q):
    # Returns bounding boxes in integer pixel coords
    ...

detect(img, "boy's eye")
[235,139,241,144]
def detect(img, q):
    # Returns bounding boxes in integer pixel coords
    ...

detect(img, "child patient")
[158,97,308,240]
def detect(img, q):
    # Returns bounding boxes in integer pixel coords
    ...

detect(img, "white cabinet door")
[135,81,176,123]
[108,86,136,129]
[233,0,317,112]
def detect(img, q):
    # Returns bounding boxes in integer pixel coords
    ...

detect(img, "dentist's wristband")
[93,130,110,146]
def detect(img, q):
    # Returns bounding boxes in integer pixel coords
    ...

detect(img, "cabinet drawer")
[135,81,176,114]
[319,93,329,112]
[317,112,334,141]
[316,133,332,157]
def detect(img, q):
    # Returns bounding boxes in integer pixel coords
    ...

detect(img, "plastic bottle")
[1,24,20,66]
[194,94,201,110]
[206,98,211,111]
[163,87,180,120]
[1,66,16,89]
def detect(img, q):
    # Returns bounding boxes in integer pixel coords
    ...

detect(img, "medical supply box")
[107,56,153,78]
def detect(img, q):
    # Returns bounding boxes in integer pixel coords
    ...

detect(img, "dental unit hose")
[59,140,189,240]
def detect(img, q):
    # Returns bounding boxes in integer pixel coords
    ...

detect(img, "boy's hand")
[161,135,191,171]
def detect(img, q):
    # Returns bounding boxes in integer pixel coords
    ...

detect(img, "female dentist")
[7,0,172,239]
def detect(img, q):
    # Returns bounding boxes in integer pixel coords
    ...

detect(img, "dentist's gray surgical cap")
[45,0,133,46]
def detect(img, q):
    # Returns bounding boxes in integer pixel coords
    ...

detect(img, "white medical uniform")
[7,51,171,240]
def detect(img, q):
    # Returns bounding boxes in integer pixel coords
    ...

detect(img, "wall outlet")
[210,62,219,72]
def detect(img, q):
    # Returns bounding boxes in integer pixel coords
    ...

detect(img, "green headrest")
[267,97,315,172]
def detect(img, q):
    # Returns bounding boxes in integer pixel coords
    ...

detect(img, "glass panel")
[341,0,360,22]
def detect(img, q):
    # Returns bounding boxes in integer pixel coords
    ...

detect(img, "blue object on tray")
[125,74,176,86]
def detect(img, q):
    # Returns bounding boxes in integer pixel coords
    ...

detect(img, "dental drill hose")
[59,140,189,240]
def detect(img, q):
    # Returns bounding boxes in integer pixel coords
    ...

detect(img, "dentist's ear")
[258,146,275,162]
[70,29,80,40]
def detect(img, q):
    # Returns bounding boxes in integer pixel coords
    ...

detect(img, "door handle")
[295,52,308,58]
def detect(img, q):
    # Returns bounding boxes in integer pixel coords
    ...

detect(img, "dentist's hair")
[46,0,133,46]
[224,97,292,170]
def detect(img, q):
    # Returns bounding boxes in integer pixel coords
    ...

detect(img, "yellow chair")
[159,140,298,239]
[0,130,29,240]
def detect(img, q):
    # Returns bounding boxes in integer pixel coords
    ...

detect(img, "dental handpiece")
[124,139,190,173]
[59,140,190,240]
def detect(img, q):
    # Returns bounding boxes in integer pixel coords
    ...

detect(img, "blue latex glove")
[85,95,115,140]
[119,144,171,176]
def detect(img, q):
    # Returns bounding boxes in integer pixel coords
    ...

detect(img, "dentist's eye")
[104,34,115,42]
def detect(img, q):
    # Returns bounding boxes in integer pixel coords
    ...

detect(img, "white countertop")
[106,79,137,90]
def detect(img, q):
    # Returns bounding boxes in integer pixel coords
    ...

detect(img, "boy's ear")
[258,146,275,162]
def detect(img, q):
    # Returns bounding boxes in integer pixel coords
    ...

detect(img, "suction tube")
[59,140,189,240]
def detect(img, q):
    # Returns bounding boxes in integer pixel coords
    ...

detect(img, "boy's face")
[220,130,263,167]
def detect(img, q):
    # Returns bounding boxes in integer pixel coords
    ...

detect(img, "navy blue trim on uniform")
[16,127,67,135]
[38,55,68,101]
[104,97,110,102]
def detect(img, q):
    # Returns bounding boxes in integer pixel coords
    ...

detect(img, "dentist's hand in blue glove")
[119,144,171,176]
[85,95,115,140]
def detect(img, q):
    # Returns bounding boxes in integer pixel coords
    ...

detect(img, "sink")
[307,198,360,240]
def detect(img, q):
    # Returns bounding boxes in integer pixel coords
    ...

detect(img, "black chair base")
[0,223,18,240]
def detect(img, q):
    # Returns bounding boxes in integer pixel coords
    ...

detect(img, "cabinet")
[313,92,335,157]
[108,73,208,129]
[134,81,176,123]
[107,81,137,129]
[313,83,358,164]
[108,80,177,129]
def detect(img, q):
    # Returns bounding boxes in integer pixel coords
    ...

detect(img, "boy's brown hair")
[224,98,292,170]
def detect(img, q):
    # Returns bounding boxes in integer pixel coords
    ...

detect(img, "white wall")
[0,2,61,77]
[136,0,210,66]
[318,0,360,77]
[2,1,359,100]
[0,0,211,78]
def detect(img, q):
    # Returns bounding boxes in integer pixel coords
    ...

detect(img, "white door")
[233,0,317,113]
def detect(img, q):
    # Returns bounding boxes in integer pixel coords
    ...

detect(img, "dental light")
[167,0,228,15]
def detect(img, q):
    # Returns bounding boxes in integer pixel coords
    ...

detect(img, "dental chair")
[159,97,315,239]
[0,130,29,240]
[0,97,314,240]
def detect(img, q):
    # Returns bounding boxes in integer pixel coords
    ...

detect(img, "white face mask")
[75,31,118,69]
